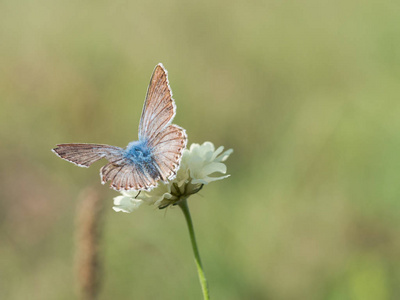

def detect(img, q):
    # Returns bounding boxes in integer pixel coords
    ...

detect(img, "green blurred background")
[1,0,400,299]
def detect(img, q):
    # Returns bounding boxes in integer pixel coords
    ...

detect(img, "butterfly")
[52,63,187,192]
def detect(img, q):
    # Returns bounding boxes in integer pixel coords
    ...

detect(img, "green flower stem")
[178,198,210,300]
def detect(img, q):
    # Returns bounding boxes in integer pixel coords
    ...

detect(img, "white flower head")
[113,142,233,213]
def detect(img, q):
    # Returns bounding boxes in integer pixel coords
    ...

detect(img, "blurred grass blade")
[75,187,104,300]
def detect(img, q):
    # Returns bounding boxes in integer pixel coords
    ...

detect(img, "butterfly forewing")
[139,64,176,142]
[52,144,124,167]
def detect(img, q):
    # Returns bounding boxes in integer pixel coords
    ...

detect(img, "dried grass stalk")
[75,187,104,300]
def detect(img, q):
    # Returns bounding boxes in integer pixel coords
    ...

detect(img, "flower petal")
[121,190,140,197]
[211,146,224,161]
[200,162,227,177]
[215,149,233,162]
[192,174,230,185]
[113,196,143,213]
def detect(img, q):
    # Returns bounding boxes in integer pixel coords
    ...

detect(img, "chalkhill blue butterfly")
[52,63,187,191]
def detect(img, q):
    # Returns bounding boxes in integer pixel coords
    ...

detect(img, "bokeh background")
[1,1,400,299]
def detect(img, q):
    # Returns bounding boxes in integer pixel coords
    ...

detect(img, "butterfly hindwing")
[149,124,187,181]
[100,159,162,191]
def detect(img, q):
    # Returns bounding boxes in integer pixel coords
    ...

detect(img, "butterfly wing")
[52,144,124,167]
[100,159,163,191]
[138,63,176,142]
[148,124,187,181]
[138,63,187,182]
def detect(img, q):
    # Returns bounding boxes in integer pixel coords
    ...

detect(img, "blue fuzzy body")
[124,140,161,180]
[125,140,152,163]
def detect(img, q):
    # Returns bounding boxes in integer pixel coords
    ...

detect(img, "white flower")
[184,142,232,185]
[112,142,233,213]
